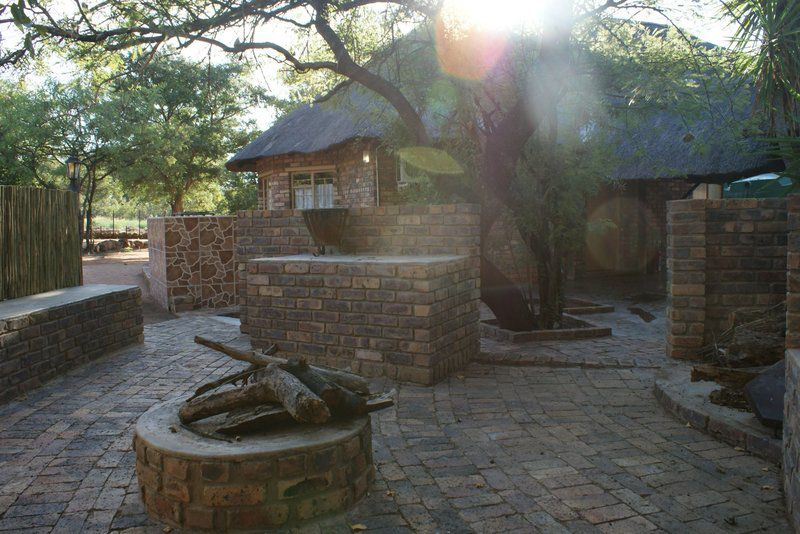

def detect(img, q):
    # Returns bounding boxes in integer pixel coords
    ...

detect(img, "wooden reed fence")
[0,186,82,301]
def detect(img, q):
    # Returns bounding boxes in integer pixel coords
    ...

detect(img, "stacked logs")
[180,336,393,435]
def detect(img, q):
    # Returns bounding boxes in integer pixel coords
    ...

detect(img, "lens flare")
[435,0,550,80]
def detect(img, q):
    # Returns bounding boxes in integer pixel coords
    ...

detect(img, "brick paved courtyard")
[0,297,790,532]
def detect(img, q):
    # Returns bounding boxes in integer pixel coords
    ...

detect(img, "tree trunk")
[171,193,184,215]
[530,229,564,330]
[85,173,98,250]
[481,256,536,331]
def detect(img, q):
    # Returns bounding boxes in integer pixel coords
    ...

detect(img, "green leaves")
[10,1,31,28]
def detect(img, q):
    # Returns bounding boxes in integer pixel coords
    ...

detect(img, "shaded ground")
[82,251,175,325]
[0,288,789,532]
[480,275,667,369]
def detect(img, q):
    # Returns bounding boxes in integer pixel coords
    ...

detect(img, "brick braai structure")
[235,203,481,336]
[134,400,374,531]
[0,284,143,403]
[244,254,479,385]
[148,216,236,312]
[784,195,800,532]
[666,198,787,359]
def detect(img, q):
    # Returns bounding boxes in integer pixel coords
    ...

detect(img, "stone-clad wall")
[147,216,236,312]
[666,198,787,359]
[236,204,481,335]
[784,195,800,532]
[0,285,143,403]
[244,255,479,385]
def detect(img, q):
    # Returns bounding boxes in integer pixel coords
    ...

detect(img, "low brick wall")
[134,400,373,531]
[245,254,479,385]
[148,216,236,312]
[785,195,800,531]
[666,198,787,359]
[0,284,143,403]
[236,204,481,335]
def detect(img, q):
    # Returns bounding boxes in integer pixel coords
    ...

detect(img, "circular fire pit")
[134,399,374,531]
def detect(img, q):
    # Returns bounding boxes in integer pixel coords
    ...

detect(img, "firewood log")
[260,364,330,424]
[216,390,396,435]
[194,336,370,395]
[179,379,279,424]
[691,364,762,389]
[190,365,259,400]
[283,358,367,416]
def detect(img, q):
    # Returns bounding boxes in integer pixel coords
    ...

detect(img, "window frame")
[291,169,336,209]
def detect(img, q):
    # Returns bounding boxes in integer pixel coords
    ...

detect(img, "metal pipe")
[374,145,380,207]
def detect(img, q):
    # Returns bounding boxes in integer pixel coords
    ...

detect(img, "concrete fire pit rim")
[135,398,370,460]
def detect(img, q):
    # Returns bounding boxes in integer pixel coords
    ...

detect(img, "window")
[292,171,335,209]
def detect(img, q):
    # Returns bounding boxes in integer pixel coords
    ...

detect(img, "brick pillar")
[784,194,800,531]
[788,195,800,348]
[666,199,707,359]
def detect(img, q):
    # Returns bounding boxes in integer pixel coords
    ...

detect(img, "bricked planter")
[561,298,615,315]
[134,399,374,532]
[480,315,611,342]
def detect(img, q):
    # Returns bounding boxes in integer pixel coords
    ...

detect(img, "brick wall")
[235,203,481,335]
[147,216,236,312]
[666,198,787,359]
[255,140,399,210]
[244,255,479,385]
[784,195,800,531]
[0,285,143,403]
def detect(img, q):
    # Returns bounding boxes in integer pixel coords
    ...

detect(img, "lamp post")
[65,155,83,252]
[66,155,81,193]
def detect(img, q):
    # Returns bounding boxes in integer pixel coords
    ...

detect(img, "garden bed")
[480,315,612,342]
[562,297,615,315]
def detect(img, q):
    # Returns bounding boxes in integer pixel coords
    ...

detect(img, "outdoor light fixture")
[65,155,81,193]
[362,149,370,164]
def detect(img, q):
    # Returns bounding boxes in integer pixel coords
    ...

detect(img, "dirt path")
[82,250,175,324]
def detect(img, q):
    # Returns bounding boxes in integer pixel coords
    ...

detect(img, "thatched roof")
[227,26,778,181]
[226,90,394,172]
[606,102,777,182]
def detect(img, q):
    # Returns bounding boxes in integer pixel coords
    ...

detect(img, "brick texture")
[255,140,399,210]
[784,194,800,531]
[235,203,481,338]
[0,287,143,403]
[244,255,480,385]
[148,216,236,312]
[666,198,787,359]
[134,413,374,531]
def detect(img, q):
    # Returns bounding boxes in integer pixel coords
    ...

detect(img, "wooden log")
[216,390,396,435]
[194,336,370,395]
[284,358,367,416]
[194,336,277,365]
[190,365,259,400]
[691,364,762,388]
[218,405,294,435]
[179,380,279,424]
[261,364,330,424]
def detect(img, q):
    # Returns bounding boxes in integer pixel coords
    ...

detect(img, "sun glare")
[441,0,550,33]
[436,0,552,80]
